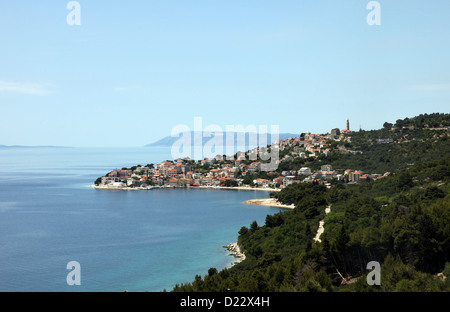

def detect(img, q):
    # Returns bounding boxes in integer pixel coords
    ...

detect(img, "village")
[93,121,391,190]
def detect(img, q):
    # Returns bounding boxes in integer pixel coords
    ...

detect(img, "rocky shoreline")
[223,242,246,264]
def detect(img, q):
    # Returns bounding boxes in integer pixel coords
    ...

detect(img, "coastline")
[197,185,281,192]
[89,184,282,192]
[223,242,246,264]
[89,183,287,270]
[88,184,154,191]
[243,198,295,209]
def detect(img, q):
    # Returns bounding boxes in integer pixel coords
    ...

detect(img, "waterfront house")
[169,178,179,187]
[254,178,269,187]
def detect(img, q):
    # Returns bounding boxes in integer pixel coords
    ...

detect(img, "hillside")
[172,113,450,292]
[273,113,450,174]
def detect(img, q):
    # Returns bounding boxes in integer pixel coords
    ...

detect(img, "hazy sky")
[1,0,449,147]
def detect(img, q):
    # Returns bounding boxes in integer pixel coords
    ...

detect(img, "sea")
[0,147,280,292]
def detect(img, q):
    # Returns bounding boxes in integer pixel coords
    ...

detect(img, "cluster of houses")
[277,129,352,160]
[96,125,390,189]
[99,158,273,189]
[279,165,391,187]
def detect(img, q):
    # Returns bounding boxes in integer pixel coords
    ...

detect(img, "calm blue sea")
[0,147,279,292]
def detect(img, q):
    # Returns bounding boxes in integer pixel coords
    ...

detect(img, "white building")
[298,167,312,175]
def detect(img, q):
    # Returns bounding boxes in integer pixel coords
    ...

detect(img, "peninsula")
[92,118,390,192]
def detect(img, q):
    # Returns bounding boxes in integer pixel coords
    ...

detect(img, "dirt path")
[313,205,331,243]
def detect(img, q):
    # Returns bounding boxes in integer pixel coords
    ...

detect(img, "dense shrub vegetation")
[172,113,450,292]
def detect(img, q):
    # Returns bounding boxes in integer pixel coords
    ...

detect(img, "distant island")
[145,131,299,147]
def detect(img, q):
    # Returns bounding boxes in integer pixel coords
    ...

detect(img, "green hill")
[172,113,450,292]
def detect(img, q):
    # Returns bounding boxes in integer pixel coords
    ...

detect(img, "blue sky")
[0,0,449,147]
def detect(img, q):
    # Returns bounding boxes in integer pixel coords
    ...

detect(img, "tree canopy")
[171,113,450,292]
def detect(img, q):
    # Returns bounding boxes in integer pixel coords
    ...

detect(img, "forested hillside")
[172,113,450,292]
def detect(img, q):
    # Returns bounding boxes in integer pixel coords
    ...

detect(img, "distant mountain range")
[145,131,299,147]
